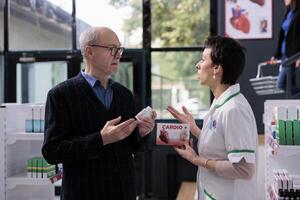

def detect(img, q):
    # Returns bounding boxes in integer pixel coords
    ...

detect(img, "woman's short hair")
[204,35,246,85]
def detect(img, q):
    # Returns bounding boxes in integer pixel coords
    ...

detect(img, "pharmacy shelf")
[1,105,54,200]
[7,172,52,189]
[266,135,300,156]
[274,145,300,156]
[264,100,300,200]
[6,132,44,145]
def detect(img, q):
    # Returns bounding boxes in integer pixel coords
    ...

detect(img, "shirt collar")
[81,70,114,88]
[211,83,240,109]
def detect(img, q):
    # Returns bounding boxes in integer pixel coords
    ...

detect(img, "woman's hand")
[296,59,300,68]
[167,106,194,124]
[167,106,201,137]
[270,56,278,64]
[174,141,198,164]
[174,141,214,169]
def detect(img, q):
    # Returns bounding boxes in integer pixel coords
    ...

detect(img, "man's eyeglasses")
[89,44,124,56]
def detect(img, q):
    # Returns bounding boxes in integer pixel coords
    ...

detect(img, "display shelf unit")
[264,100,300,200]
[6,132,44,145]
[7,172,53,189]
[0,104,54,200]
[274,145,300,156]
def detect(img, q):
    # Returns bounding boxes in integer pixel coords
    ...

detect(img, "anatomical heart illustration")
[225,0,272,39]
[159,129,169,144]
[249,0,265,6]
[230,5,250,33]
[230,14,250,33]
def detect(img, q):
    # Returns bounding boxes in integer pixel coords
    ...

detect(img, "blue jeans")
[277,65,300,95]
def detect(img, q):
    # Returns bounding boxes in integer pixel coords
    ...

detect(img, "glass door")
[4,52,81,103]
[16,61,68,103]
[111,61,134,92]
[119,50,148,198]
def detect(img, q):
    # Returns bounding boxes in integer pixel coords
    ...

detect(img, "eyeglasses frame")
[89,44,124,56]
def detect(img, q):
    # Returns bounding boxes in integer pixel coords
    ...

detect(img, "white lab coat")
[197,84,258,200]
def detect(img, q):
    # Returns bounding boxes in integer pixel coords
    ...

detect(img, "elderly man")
[42,27,156,200]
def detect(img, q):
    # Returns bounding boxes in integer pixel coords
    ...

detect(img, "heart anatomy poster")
[225,0,272,39]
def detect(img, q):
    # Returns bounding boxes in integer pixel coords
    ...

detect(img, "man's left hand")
[138,111,157,137]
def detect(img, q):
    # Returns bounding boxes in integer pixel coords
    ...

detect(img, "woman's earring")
[213,70,216,80]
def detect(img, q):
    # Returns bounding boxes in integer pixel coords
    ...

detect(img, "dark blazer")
[274,10,300,59]
[42,73,144,200]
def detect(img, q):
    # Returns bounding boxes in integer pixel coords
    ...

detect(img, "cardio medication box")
[156,123,190,146]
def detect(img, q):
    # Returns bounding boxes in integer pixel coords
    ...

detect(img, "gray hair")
[79,27,99,60]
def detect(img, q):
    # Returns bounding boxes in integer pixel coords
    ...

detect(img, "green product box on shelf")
[286,120,293,145]
[34,157,40,178]
[37,158,43,178]
[27,158,33,178]
[42,159,55,178]
[278,120,286,145]
[47,170,56,178]
[32,156,43,178]
[293,120,300,145]
[31,157,37,178]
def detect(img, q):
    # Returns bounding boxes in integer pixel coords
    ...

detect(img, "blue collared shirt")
[81,71,114,109]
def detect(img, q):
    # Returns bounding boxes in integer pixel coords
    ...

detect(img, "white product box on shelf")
[3,103,32,133]
[40,105,45,132]
[287,106,297,120]
[275,106,287,120]
[33,105,41,133]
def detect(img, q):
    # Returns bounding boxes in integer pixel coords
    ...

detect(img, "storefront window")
[76,0,142,49]
[9,0,72,50]
[151,0,209,48]
[152,51,210,119]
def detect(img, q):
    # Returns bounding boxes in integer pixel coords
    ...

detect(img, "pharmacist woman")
[167,36,258,200]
